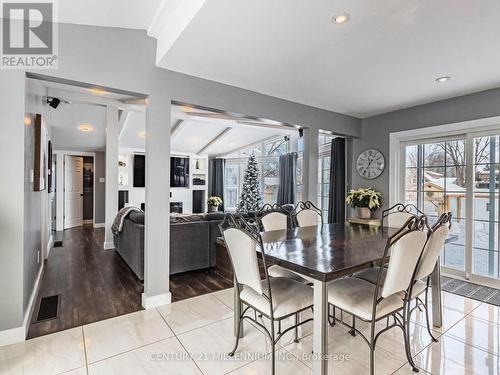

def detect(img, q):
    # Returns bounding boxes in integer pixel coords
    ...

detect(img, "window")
[223,137,293,211]
[317,134,335,217]
[404,140,467,271]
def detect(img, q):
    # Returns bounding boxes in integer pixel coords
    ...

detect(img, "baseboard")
[46,234,53,259]
[142,292,172,309]
[0,326,25,347]
[103,241,115,250]
[0,263,44,347]
[93,222,105,228]
[83,219,93,225]
[24,264,44,335]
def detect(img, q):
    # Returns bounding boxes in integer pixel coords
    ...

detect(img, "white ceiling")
[26,78,145,151]
[119,111,146,150]
[49,103,107,151]
[58,0,163,30]
[157,0,500,117]
[43,1,500,117]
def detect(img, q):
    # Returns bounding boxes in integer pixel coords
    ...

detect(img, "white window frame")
[389,115,500,288]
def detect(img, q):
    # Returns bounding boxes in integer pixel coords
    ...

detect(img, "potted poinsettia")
[207,196,223,212]
[346,188,382,219]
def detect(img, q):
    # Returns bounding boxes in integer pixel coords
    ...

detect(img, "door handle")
[80,193,84,197]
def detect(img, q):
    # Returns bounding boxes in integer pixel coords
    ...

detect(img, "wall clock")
[356,149,385,179]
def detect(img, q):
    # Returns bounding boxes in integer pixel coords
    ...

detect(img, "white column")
[104,106,119,249]
[142,97,171,308]
[303,128,319,203]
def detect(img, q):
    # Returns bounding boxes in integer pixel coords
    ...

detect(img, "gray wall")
[1,22,361,333]
[94,151,105,224]
[352,87,500,216]
[0,72,25,331]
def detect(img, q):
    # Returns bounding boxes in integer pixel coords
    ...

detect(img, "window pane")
[445,140,466,166]
[405,168,418,191]
[423,143,446,167]
[473,249,499,278]
[405,145,418,168]
[423,191,444,216]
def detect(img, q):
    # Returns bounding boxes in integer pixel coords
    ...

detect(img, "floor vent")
[53,241,63,247]
[36,294,60,322]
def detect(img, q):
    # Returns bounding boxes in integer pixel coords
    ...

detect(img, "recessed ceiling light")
[88,87,107,95]
[435,76,451,83]
[78,124,94,132]
[24,116,32,126]
[138,131,146,138]
[331,12,350,24]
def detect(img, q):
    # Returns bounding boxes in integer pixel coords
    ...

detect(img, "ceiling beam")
[212,135,281,158]
[170,119,185,139]
[197,127,232,155]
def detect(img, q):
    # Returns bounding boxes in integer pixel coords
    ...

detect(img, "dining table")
[233,222,443,375]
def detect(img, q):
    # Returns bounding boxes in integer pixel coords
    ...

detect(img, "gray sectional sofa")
[113,206,293,281]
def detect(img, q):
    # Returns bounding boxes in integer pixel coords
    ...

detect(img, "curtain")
[209,158,225,211]
[277,152,297,205]
[328,138,346,223]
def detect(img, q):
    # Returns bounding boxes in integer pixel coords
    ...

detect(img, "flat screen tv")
[133,154,146,187]
[171,157,189,188]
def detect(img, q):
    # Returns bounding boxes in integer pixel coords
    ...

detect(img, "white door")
[64,155,84,229]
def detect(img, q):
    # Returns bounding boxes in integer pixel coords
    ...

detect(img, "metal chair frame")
[219,214,313,375]
[328,215,429,374]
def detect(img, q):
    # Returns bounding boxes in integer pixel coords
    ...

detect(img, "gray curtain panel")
[328,137,346,223]
[209,158,225,211]
[277,152,298,205]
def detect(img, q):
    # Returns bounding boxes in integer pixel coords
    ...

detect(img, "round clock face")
[356,149,385,179]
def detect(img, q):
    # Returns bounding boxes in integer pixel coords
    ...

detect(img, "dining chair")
[294,201,323,227]
[258,204,310,284]
[258,203,291,232]
[219,214,314,375]
[382,203,424,228]
[327,216,428,374]
[353,203,424,285]
[407,212,452,342]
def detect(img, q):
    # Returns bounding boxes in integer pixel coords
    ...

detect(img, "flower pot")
[208,205,218,212]
[357,207,371,219]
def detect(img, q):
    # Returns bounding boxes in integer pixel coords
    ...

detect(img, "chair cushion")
[328,277,404,321]
[353,267,386,285]
[268,265,310,284]
[240,277,313,319]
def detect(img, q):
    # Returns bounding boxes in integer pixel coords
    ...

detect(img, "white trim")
[103,241,114,250]
[93,222,105,228]
[141,292,172,309]
[0,326,25,347]
[0,263,44,347]
[46,234,53,259]
[83,219,93,224]
[23,265,44,336]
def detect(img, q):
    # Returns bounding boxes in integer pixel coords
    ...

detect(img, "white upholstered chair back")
[381,230,428,298]
[222,227,263,294]
[415,225,449,280]
[296,209,321,227]
[385,212,415,229]
[261,212,288,232]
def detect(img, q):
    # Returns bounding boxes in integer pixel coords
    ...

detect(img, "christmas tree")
[237,153,263,212]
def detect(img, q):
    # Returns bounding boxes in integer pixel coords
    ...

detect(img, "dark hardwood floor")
[28,225,232,339]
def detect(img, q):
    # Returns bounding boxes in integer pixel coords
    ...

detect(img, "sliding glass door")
[472,135,500,279]
[402,132,500,285]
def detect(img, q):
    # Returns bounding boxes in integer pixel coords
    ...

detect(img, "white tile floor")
[1,288,498,374]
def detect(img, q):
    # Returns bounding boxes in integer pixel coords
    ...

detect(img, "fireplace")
[170,202,183,214]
